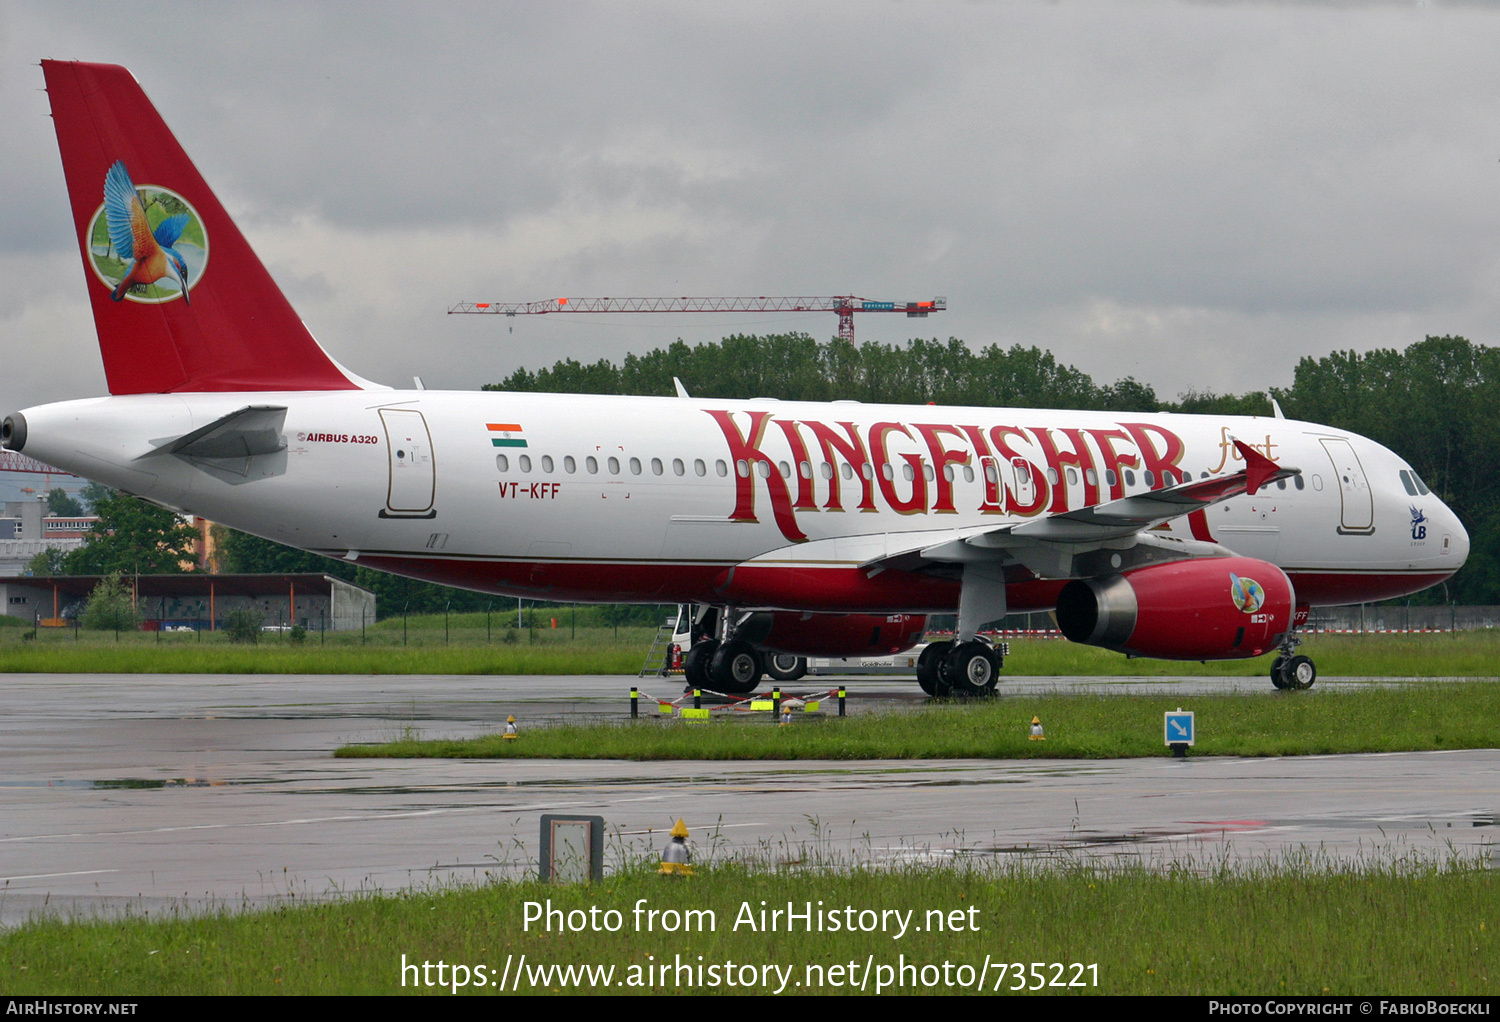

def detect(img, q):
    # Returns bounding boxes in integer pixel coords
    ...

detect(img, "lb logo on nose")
[85,160,208,304]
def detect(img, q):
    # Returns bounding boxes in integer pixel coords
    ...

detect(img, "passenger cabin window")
[778,461,791,478]
[963,465,974,483]
[586,456,598,473]
[1294,476,1305,490]
[629,457,642,475]
[496,454,509,472]
[1105,469,1117,487]
[608,456,620,474]
[820,463,833,480]
[541,455,554,473]
[1125,469,1136,486]
[1143,470,1155,487]
[672,458,685,476]
[519,454,532,472]
[694,459,706,477]
[650,457,663,475]
[716,460,728,477]
[564,455,576,473]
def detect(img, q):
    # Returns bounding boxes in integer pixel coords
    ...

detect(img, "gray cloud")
[4,0,1500,410]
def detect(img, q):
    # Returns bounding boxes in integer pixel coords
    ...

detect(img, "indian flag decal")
[488,423,527,448]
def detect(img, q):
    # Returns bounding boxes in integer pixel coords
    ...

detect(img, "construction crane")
[448,295,946,343]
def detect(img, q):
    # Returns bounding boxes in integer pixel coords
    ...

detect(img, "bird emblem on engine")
[1229,572,1266,614]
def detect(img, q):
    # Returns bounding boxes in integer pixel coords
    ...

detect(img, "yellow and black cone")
[659,818,694,876]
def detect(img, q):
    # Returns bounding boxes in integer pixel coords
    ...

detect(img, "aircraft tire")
[683,640,719,691]
[943,640,999,697]
[916,641,951,696]
[709,639,763,695]
[1269,656,1289,690]
[1283,654,1317,690]
[764,653,807,683]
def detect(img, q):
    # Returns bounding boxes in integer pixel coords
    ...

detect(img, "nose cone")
[1445,506,1471,571]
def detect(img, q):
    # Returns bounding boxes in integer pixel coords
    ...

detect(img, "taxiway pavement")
[0,673,1493,926]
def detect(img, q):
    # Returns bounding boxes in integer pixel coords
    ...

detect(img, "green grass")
[0,623,1496,677]
[341,682,1500,760]
[0,862,1491,995]
[0,622,656,674]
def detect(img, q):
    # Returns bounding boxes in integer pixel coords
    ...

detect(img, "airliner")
[2,61,1469,696]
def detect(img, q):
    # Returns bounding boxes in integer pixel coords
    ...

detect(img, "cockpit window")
[1399,470,1418,496]
[1412,471,1430,496]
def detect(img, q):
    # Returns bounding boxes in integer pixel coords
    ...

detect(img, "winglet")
[1234,439,1279,495]
[1269,395,1285,419]
[673,377,691,399]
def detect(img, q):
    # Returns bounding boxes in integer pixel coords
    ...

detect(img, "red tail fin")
[43,61,360,394]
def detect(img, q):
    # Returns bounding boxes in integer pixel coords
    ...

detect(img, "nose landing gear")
[1269,632,1316,690]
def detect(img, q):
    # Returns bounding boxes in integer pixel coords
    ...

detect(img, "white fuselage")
[15,389,1469,612]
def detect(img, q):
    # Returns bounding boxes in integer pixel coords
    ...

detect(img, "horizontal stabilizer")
[138,405,287,460]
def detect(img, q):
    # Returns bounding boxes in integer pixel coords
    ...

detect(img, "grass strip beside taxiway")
[339,682,1500,761]
[0,862,1491,995]
[0,630,1497,676]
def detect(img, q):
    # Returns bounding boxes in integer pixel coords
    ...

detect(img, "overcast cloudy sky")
[4,0,1500,412]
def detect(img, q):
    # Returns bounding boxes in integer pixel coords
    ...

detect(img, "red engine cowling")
[737,611,927,657]
[1055,556,1294,660]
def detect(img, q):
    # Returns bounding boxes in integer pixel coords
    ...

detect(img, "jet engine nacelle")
[737,611,927,657]
[1055,556,1294,660]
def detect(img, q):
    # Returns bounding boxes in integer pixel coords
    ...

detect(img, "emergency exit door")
[379,408,436,518]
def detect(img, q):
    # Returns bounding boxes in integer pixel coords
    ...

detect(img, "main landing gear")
[681,631,807,696]
[916,639,1003,698]
[1269,633,1316,690]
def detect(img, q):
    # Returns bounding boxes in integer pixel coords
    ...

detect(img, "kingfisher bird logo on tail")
[42,60,360,395]
[91,160,206,305]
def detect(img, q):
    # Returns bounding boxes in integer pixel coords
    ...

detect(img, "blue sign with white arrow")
[1164,708,1195,747]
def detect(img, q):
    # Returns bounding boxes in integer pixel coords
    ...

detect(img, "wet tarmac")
[0,673,1494,926]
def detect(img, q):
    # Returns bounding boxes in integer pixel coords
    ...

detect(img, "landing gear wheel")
[916,641,952,696]
[944,640,1000,697]
[765,653,807,683]
[1269,656,1289,690]
[709,639,763,695]
[1282,654,1316,690]
[683,639,719,691]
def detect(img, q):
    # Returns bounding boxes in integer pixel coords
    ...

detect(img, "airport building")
[0,499,97,577]
[0,573,377,632]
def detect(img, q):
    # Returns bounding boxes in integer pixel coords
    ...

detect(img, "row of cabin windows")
[495,453,1309,493]
[497,453,732,478]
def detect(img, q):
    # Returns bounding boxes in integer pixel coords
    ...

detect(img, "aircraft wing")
[882,438,1299,576]
[724,439,1300,588]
